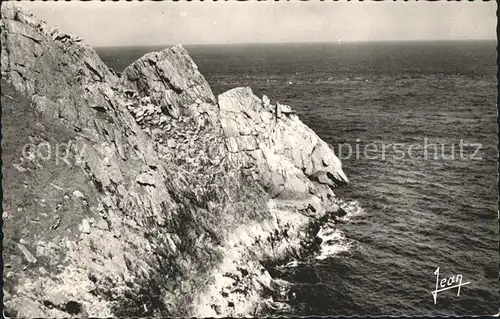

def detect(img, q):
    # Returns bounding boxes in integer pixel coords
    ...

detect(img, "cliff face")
[1,2,348,317]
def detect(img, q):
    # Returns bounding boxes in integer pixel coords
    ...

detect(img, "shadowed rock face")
[1,2,348,317]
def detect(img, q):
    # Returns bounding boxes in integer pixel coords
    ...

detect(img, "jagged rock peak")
[1,2,81,44]
[1,1,120,95]
[121,44,217,119]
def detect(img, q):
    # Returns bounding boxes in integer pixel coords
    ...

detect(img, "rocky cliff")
[1,2,348,317]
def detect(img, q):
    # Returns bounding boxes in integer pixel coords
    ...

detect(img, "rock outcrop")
[1,2,348,317]
[121,46,217,120]
[218,87,348,200]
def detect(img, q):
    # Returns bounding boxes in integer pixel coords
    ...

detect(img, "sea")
[96,40,499,316]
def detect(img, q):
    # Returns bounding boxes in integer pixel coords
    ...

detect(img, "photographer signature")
[432,267,470,305]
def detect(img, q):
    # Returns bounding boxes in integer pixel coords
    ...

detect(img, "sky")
[19,1,497,47]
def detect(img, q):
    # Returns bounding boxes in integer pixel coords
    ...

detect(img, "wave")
[338,199,366,222]
[276,260,306,269]
[264,199,365,316]
[312,200,365,260]
[315,226,352,260]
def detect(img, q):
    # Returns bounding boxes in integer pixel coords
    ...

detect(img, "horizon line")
[94,38,497,49]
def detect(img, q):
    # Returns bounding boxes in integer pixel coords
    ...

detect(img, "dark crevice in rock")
[64,301,83,315]
[84,61,103,81]
[137,181,156,187]
[43,300,56,309]
[19,32,42,43]
[91,105,107,113]
[147,58,183,95]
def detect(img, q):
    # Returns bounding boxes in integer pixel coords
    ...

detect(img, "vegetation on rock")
[1,2,348,317]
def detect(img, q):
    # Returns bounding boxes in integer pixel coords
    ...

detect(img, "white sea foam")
[314,200,365,260]
[315,226,352,260]
[276,260,303,269]
[338,199,365,221]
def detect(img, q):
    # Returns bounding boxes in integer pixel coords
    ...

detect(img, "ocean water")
[96,41,499,316]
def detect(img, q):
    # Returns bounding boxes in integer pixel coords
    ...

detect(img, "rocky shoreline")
[1,2,348,317]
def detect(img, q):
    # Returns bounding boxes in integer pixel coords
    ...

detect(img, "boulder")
[277,101,295,115]
[262,95,270,107]
[167,138,177,149]
[81,219,91,234]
